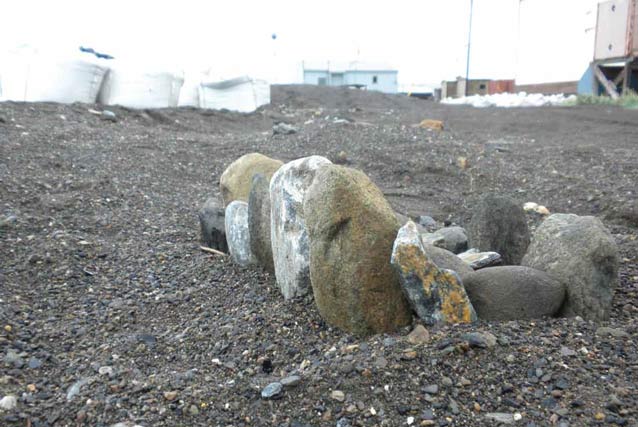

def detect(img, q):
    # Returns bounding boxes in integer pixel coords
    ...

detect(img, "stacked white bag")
[199,76,270,113]
[0,46,108,103]
[98,62,184,109]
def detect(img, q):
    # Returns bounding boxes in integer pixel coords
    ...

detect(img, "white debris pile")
[442,92,576,108]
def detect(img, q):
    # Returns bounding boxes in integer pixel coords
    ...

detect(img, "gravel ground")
[1,85,637,427]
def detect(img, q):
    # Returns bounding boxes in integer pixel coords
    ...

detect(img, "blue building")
[302,61,398,94]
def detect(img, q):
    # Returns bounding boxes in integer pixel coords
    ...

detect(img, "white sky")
[0,0,601,88]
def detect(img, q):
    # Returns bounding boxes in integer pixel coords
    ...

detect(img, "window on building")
[479,83,486,90]
[318,77,326,86]
[372,75,378,84]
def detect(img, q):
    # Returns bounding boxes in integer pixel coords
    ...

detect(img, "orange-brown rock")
[391,221,477,325]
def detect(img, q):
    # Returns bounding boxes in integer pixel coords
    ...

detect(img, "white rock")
[0,395,17,411]
[269,155,332,299]
[225,201,257,266]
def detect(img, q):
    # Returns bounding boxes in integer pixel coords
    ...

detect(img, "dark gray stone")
[469,194,530,265]
[417,215,438,231]
[463,266,566,321]
[521,213,619,321]
[421,243,474,277]
[198,197,228,253]
[422,226,468,254]
[248,174,274,272]
[272,122,297,135]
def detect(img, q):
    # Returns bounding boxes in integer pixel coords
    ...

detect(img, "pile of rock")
[201,153,619,336]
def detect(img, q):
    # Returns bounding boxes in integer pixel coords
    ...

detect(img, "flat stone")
[521,213,619,321]
[423,384,438,394]
[462,266,566,321]
[469,194,530,265]
[484,413,516,424]
[273,122,297,135]
[248,174,275,272]
[280,375,301,388]
[261,382,283,399]
[595,327,629,338]
[270,155,332,299]
[199,197,228,253]
[391,221,477,326]
[463,332,498,348]
[457,250,502,270]
[225,201,257,266]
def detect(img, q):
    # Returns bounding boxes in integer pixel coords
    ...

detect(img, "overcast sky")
[1,0,601,88]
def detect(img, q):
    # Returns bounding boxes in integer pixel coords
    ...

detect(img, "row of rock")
[200,152,619,336]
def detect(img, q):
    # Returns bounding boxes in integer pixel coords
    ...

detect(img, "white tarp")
[441,92,576,108]
[199,76,270,112]
[98,62,184,109]
[0,47,108,103]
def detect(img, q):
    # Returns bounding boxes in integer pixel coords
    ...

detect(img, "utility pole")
[465,0,474,95]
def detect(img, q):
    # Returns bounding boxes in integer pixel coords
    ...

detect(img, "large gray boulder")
[521,213,618,321]
[248,174,274,272]
[304,165,412,335]
[270,155,332,299]
[199,197,228,253]
[392,221,477,326]
[468,194,530,265]
[463,266,566,321]
[224,201,256,266]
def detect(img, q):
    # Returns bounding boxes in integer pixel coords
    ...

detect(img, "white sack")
[0,49,107,103]
[199,76,270,113]
[98,62,184,109]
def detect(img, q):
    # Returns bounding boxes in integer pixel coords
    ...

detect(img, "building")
[302,61,398,93]
[441,77,516,98]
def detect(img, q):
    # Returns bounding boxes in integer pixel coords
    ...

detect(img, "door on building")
[331,73,344,86]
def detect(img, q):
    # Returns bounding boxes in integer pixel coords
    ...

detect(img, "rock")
[261,382,283,399]
[468,194,530,265]
[280,375,301,388]
[560,346,577,357]
[417,215,437,231]
[101,110,117,122]
[0,395,17,411]
[333,150,351,165]
[421,226,468,254]
[27,357,41,369]
[248,174,275,272]
[418,119,444,131]
[225,201,256,266]
[423,384,438,394]
[66,378,89,401]
[270,155,332,299]
[596,327,629,338]
[521,213,619,321]
[198,197,228,253]
[304,165,412,335]
[273,122,297,135]
[457,249,502,270]
[0,214,17,229]
[391,221,477,326]
[463,332,498,348]
[163,391,178,401]
[98,366,113,376]
[220,153,283,207]
[484,413,517,424]
[462,266,566,321]
[421,243,474,277]
[407,324,430,345]
[331,390,345,402]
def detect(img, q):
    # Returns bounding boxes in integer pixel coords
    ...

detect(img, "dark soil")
[1,85,637,427]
